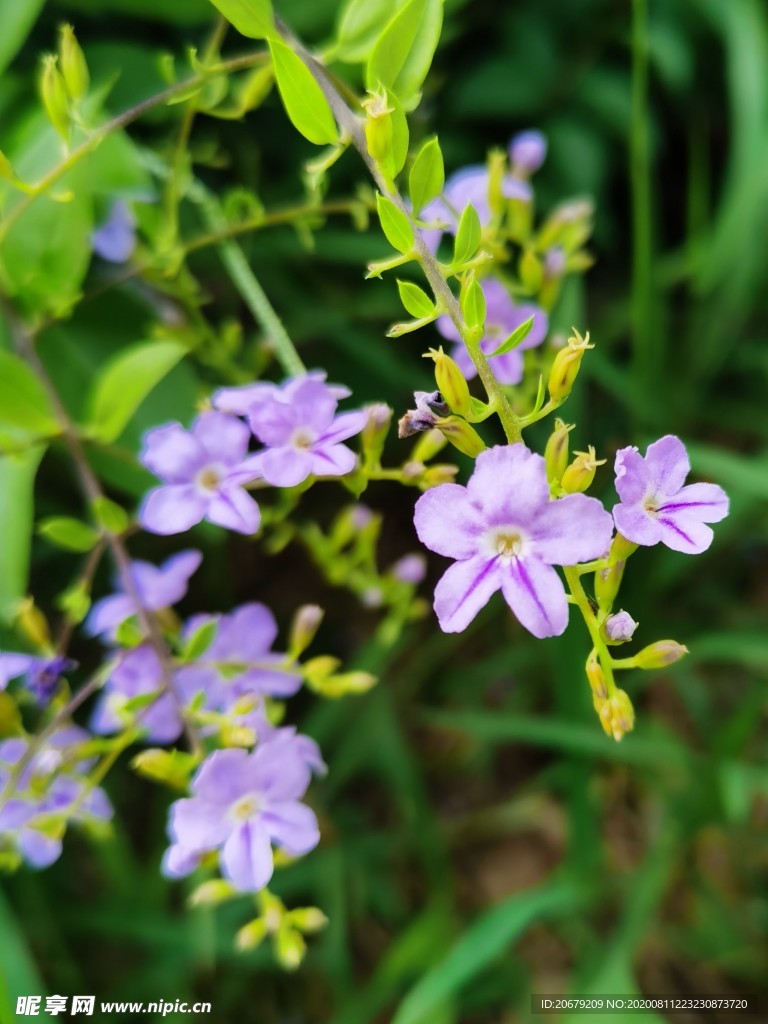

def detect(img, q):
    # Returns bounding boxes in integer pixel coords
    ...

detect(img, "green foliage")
[488,313,535,356]
[409,136,444,217]
[0,445,44,623]
[206,0,274,39]
[0,351,58,437]
[397,280,435,319]
[85,340,187,443]
[334,0,407,63]
[268,40,338,146]
[452,204,481,266]
[0,0,45,76]
[459,275,485,331]
[376,193,414,253]
[37,516,100,552]
[365,0,444,107]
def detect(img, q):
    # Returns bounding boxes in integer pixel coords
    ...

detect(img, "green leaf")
[86,340,186,443]
[409,136,445,217]
[335,0,408,63]
[38,516,100,553]
[392,883,587,1024]
[268,40,338,146]
[0,351,59,436]
[397,280,435,319]
[91,496,129,535]
[376,194,414,254]
[0,445,45,624]
[460,276,486,331]
[0,0,46,76]
[488,313,535,356]
[206,0,274,38]
[181,619,219,662]
[453,204,482,266]
[366,0,444,107]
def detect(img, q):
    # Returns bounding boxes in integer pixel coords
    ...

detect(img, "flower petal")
[263,801,319,856]
[140,485,207,535]
[467,444,549,525]
[192,411,251,466]
[317,410,368,446]
[613,446,648,504]
[213,382,278,416]
[500,556,568,638]
[84,594,136,637]
[612,502,663,546]
[531,493,614,565]
[311,443,357,477]
[646,435,690,495]
[19,828,62,868]
[170,797,232,853]
[141,423,205,484]
[433,555,501,633]
[656,514,714,554]
[258,446,314,487]
[206,486,261,535]
[414,483,483,559]
[657,482,729,523]
[221,821,273,892]
[0,653,37,689]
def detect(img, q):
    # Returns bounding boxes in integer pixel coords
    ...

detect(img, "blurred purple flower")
[436,278,547,386]
[213,371,350,418]
[414,445,613,636]
[0,653,75,703]
[90,645,183,744]
[509,130,547,175]
[246,375,367,487]
[613,435,729,554]
[86,549,202,639]
[91,200,136,263]
[162,736,321,891]
[391,553,427,585]
[419,166,532,251]
[140,412,262,535]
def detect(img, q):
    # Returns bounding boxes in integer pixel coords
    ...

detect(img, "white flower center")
[483,525,527,561]
[230,794,261,822]
[291,427,315,450]
[195,464,224,494]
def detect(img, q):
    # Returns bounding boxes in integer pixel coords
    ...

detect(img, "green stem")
[563,566,617,696]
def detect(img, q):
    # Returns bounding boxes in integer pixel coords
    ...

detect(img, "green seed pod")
[560,445,605,494]
[437,415,486,458]
[544,418,574,487]
[40,55,70,140]
[426,347,472,418]
[547,328,593,403]
[59,24,89,101]
[634,640,688,669]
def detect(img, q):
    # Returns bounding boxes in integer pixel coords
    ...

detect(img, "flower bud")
[603,610,638,644]
[220,723,257,748]
[544,419,574,487]
[363,89,395,172]
[436,415,486,458]
[361,403,392,466]
[634,640,688,669]
[560,445,605,494]
[411,427,447,462]
[59,24,89,101]
[585,649,607,703]
[288,604,324,657]
[598,689,635,742]
[401,460,426,481]
[594,533,636,610]
[547,328,593,403]
[235,918,268,952]
[15,597,51,650]
[391,553,426,585]
[288,907,328,934]
[509,129,547,176]
[398,391,450,438]
[188,880,236,908]
[612,534,638,561]
[422,464,459,487]
[40,55,70,140]
[276,925,306,970]
[425,347,472,418]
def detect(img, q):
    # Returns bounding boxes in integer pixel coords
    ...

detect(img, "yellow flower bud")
[634,640,688,669]
[235,918,268,952]
[598,689,635,742]
[436,415,486,458]
[188,880,236,908]
[544,419,574,486]
[560,445,606,494]
[361,403,392,466]
[547,328,593,403]
[422,464,459,487]
[362,88,394,171]
[40,55,70,140]
[411,427,448,463]
[585,648,607,703]
[59,24,89,101]
[288,604,324,658]
[15,597,51,650]
[594,533,637,610]
[425,346,472,418]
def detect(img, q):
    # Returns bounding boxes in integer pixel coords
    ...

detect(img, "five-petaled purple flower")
[436,278,547,385]
[414,445,614,637]
[163,736,321,891]
[90,645,183,744]
[140,412,262,535]
[86,550,201,639]
[612,435,729,554]
[240,376,367,488]
[419,166,532,252]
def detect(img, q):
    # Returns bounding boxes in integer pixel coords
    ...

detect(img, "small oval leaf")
[488,314,535,357]
[268,40,339,146]
[207,0,274,39]
[376,194,414,254]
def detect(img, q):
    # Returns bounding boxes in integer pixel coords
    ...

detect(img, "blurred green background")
[1,0,767,1021]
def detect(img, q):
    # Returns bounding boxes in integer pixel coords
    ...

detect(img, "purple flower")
[509,130,548,175]
[0,732,112,869]
[604,610,638,642]
[0,653,75,703]
[90,645,183,744]
[178,603,302,702]
[391,554,427,585]
[91,200,136,263]
[213,371,350,417]
[419,166,532,251]
[436,279,548,386]
[612,436,729,554]
[140,412,262,535]
[414,445,614,637]
[86,550,202,639]
[245,376,367,488]
[163,736,321,891]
